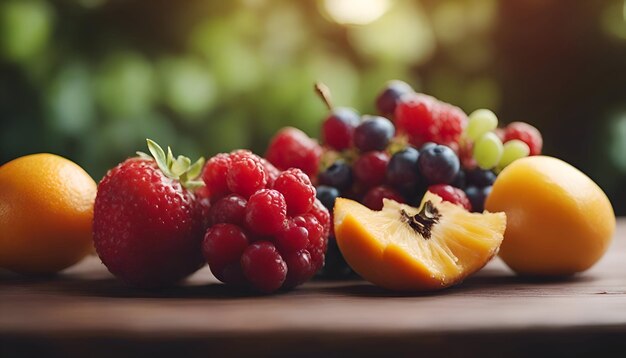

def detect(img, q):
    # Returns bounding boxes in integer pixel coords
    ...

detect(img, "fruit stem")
[314,82,334,111]
[400,201,441,239]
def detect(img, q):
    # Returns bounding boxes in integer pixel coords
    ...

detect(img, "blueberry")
[451,169,466,189]
[465,185,492,212]
[387,147,421,191]
[417,145,460,184]
[316,185,340,211]
[376,80,414,116]
[465,168,497,188]
[316,237,353,279]
[318,161,352,191]
[353,115,395,152]
[420,142,437,151]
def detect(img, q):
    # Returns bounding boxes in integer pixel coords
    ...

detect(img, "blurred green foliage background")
[0,0,625,213]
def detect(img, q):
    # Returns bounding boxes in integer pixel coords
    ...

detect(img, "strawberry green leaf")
[146,139,171,176]
[144,138,205,189]
[171,155,191,177]
[186,157,205,180]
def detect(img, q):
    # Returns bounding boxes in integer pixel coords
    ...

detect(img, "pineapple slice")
[334,192,506,291]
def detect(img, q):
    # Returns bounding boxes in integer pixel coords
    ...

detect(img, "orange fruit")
[485,156,615,276]
[334,192,506,291]
[0,154,96,274]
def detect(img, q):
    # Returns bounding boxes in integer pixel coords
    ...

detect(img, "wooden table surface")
[2,220,626,357]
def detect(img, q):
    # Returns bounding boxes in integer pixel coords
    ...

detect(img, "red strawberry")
[93,139,207,288]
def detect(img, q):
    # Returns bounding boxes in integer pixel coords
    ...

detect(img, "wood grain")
[2,220,626,357]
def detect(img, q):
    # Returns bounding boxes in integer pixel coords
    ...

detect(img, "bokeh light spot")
[602,0,626,40]
[321,0,391,26]
[348,0,435,65]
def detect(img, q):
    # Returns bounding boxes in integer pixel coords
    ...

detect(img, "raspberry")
[428,184,472,211]
[274,219,309,254]
[304,213,327,272]
[395,93,467,148]
[353,151,390,188]
[300,214,323,248]
[395,93,438,146]
[503,122,543,156]
[241,241,287,293]
[322,108,360,151]
[261,158,281,187]
[283,250,313,287]
[208,194,247,226]
[244,189,287,236]
[202,224,249,284]
[265,127,323,178]
[227,153,268,198]
[310,198,331,240]
[273,168,315,216]
[435,103,467,145]
[202,153,231,200]
[362,186,405,211]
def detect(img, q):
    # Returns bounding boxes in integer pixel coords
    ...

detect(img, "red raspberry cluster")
[395,93,468,151]
[201,150,329,293]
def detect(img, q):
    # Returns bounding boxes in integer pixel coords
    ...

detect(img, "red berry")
[304,213,327,273]
[300,214,323,248]
[261,158,281,187]
[202,153,231,200]
[435,103,467,145]
[322,108,360,151]
[395,93,438,147]
[202,224,250,284]
[504,122,543,156]
[265,127,322,178]
[353,151,389,188]
[284,250,314,287]
[93,158,205,288]
[273,168,315,216]
[208,194,247,226]
[362,186,405,211]
[241,241,287,293]
[274,219,310,254]
[195,186,212,230]
[310,198,331,240]
[428,184,472,211]
[245,189,287,236]
[227,153,268,198]
[395,93,467,147]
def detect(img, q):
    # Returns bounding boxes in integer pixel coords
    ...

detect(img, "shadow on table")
[317,266,598,298]
[1,262,599,300]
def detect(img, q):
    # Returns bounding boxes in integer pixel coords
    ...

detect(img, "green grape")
[466,109,498,141]
[473,132,503,169]
[498,139,530,169]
